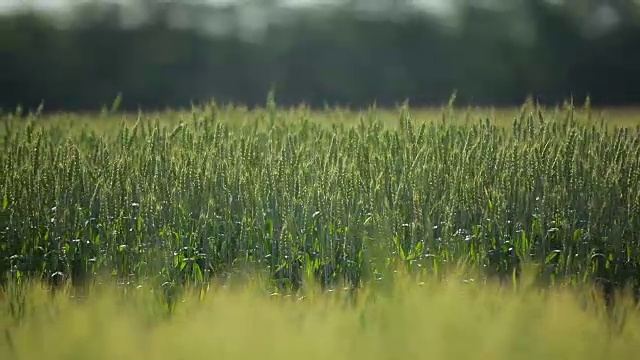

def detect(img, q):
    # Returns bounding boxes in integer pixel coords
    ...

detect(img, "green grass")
[2,97,640,358]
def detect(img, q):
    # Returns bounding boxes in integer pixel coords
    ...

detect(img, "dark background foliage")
[1,0,639,112]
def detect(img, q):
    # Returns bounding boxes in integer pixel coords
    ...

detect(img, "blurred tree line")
[1,0,639,111]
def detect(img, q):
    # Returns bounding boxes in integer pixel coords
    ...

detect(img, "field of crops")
[2,98,640,359]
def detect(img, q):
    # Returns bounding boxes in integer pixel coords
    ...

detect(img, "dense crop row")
[1,100,640,305]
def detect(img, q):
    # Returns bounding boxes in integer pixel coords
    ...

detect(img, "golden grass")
[4,102,640,139]
[2,270,640,360]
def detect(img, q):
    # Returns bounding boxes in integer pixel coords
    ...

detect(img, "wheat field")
[2,97,640,359]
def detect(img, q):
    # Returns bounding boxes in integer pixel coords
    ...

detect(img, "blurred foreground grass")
[2,269,640,360]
